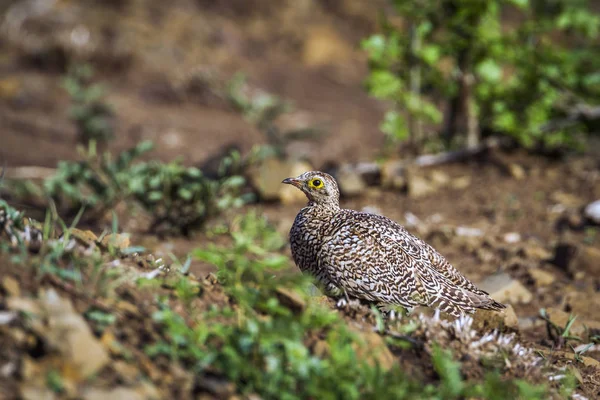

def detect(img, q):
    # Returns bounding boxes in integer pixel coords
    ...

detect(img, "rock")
[249,157,288,201]
[41,289,110,381]
[519,242,553,261]
[508,163,526,180]
[584,199,600,224]
[67,228,98,247]
[543,307,600,341]
[112,361,140,384]
[451,176,471,190]
[503,232,521,243]
[430,170,450,187]
[278,160,313,205]
[380,160,406,190]
[20,385,56,400]
[275,287,306,314]
[2,276,20,297]
[567,245,600,277]
[518,316,544,331]
[477,273,533,304]
[408,174,436,198]
[334,164,367,197]
[99,233,131,251]
[455,226,483,237]
[472,304,519,332]
[528,268,556,286]
[550,191,583,208]
[349,326,395,371]
[249,158,311,204]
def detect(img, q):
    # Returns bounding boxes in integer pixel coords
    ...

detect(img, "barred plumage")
[282,171,505,318]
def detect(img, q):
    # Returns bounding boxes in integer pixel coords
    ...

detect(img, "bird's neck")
[307,199,340,211]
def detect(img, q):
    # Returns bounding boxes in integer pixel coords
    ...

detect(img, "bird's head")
[282,171,340,207]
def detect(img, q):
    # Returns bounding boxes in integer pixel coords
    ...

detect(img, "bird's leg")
[335,289,362,310]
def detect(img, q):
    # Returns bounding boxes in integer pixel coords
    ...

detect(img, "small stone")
[568,245,600,277]
[520,242,553,261]
[584,199,600,224]
[2,276,20,297]
[275,287,306,313]
[503,232,521,243]
[430,170,450,187]
[334,164,366,197]
[408,173,436,198]
[451,176,471,190]
[477,273,533,304]
[380,160,406,190]
[279,161,314,205]
[455,226,483,237]
[472,304,519,332]
[112,361,140,384]
[100,233,131,251]
[528,268,556,286]
[528,268,555,288]
[550,191,583,208]
[508,163,526,180]
[20,385,56,400]
[42,289,110,380]
[349,326,395,371]
[68,228,98,247]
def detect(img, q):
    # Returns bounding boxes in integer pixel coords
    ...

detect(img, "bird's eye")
[310,178,323,188]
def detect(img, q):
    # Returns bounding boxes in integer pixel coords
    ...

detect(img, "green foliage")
[46,369,64,394]
[62,64,114,144]
[44,141,154,213]
[41,141,250,234]
[363,0,600,151]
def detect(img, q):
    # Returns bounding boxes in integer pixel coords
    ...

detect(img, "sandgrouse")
[282,171,505,318]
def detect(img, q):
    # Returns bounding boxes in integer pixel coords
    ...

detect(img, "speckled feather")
[284,171,505,317]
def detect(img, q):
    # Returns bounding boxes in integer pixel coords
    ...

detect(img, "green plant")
[62,64,114,145]
[44,140,154,216]
[363,0,600,152]
[39,141,251,234]
[128,151,250,235]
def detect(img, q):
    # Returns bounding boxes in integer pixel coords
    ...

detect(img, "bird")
[282,171,505,318]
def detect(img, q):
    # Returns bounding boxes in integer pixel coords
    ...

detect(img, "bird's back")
[315,209,505,316]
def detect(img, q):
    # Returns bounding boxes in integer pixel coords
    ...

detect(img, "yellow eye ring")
[309,178,324,188]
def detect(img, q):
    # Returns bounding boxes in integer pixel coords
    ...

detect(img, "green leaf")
[380,111,409,141]
[366,71,403,99]
[420,44,440,65]
[476,59,502,83]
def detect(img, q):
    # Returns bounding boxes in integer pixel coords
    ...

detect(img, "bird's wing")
[321,212,503,315]
[401,229,491,296]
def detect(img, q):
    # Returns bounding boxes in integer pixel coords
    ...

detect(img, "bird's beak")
[282,177,302,188]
